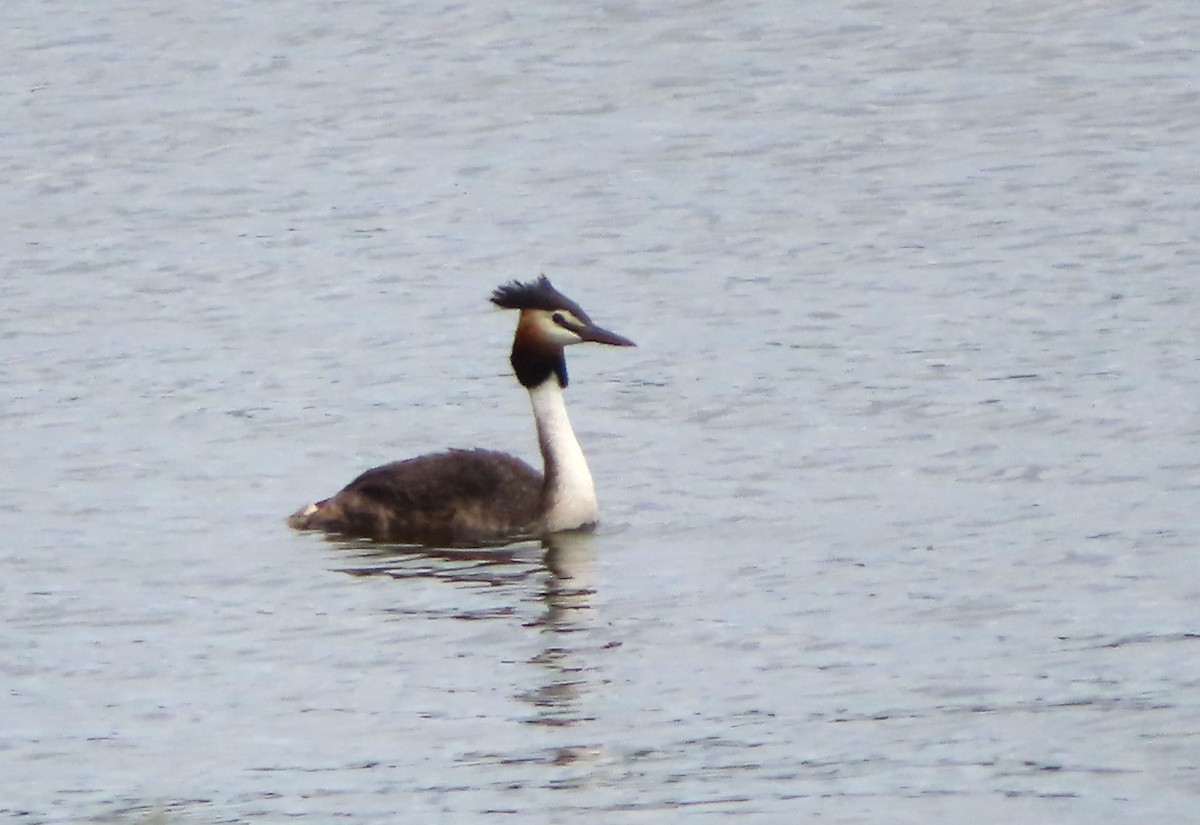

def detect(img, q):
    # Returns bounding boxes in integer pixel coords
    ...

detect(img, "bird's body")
[288,276,633,546]
[287,448,542,545]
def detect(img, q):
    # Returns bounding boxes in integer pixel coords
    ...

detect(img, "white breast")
[528,380,599,531]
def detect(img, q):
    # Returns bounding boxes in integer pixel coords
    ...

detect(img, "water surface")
[3,0,1199,822]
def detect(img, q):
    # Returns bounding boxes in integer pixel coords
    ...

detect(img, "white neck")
[528,379,598,532]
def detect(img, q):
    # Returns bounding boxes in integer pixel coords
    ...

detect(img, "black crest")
[490,275,591,322]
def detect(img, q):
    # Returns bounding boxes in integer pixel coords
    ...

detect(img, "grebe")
[288,276,635,546]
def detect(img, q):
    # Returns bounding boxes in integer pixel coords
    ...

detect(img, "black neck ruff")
[511,342,568,389]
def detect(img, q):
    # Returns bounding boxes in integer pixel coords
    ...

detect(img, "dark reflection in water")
[334,532,601,728]
[337,537,545,590]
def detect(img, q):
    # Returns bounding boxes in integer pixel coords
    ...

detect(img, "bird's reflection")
[336,535,545,589]
[332,530,601,726]
[531,530,596,629]
[517,531,598,726]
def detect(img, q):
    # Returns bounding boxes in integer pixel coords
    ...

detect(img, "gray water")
[3,0,1199,822]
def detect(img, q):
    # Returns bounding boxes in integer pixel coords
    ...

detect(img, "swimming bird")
[288,276,635,546]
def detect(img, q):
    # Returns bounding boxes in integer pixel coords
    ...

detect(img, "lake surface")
[3,0,1199,822]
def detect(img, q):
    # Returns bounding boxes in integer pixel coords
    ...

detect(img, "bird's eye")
[551,311,584,334]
